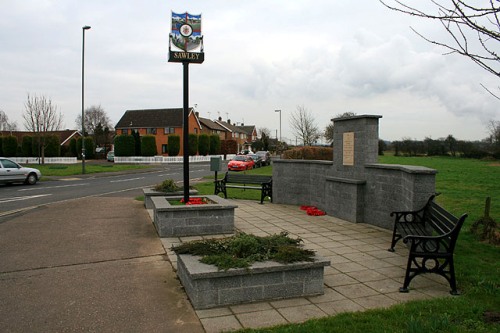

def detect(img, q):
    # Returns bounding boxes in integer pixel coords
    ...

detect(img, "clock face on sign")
[179,24,193,37]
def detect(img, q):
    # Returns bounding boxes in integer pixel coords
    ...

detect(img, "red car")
[227,155,255,171]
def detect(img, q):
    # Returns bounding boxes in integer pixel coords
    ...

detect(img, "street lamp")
[275,109,281,142]
[82,25,91,174]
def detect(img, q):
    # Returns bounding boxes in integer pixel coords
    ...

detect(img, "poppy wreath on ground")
[300,205,326,216]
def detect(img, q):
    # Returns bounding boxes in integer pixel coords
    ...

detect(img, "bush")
[2,135,18,157]
[69,138,77,157]
[198,134,210,156]
[83,137,95,159]
[0,137,3,156]
[209,135,221,155]
[44,135,60,157]
[282,146,333,161]
[141,135,157,156]
[221,140,237,155]
[188,134,198,156]
[114,135,135,156]
[153,179,181,192]
[22,136,33,157]
[168,135,180,156]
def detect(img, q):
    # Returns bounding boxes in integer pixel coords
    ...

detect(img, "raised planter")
[177,254,330,309]
[151,195,237,237]
[143,188,198,209]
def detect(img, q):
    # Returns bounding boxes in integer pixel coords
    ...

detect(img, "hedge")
[114,135,135,156]
[141,135,157,156]
[168,135,180,156]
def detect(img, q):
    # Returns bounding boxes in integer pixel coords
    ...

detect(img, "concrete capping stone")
[326,176,366,185]
[273,159,333,166]
[331,114,382,122]
[365,163,437,174]
[143,188,198,209]
[177,254,330,309]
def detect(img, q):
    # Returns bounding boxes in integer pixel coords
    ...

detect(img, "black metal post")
[81,26,91,174]
[183,61,190,203]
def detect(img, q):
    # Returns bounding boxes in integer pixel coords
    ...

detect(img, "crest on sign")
[170,12,203,52]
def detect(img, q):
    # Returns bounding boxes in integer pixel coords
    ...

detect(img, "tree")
[289,105,320,146]
[380,1,500,94]
[2,136,18,157]
[209,135,221,155]
[23,93,63,163]
[0,110,17,131]
[324,112,356,145]
[114,135,135,156]
[75,105,112,137]
[168,135,181,156]
[188,134,198,156]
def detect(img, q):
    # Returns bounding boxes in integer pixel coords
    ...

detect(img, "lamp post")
[81,25,91,174]
[275,109,281,142]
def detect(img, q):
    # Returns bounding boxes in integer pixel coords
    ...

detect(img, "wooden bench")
[388,194,468,295]
[214,172,272,204]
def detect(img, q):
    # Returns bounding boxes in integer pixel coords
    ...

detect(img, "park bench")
[388,194,468,295]
[214,172,272,204]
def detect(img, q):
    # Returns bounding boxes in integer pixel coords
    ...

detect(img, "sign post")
[169,12,204,203]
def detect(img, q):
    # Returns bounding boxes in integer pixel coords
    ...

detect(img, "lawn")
[194,157,499,333]
[27,163,152,177]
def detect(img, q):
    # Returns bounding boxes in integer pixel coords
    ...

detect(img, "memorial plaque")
[343,132,354,166]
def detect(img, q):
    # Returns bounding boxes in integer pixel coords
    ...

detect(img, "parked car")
[0,158,42,185]
[256,151,271,166]
[247,154,262,168]
[227,155,255,171]
[107,151,115,162]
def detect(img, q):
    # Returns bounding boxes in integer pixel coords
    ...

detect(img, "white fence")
[114,154,236,164]
[10,157,78,164]
[8,155,237,165]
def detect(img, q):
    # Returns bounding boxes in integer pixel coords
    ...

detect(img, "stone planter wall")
[143,188,198,209]
[177,254,330,309]
[151,195,237,237]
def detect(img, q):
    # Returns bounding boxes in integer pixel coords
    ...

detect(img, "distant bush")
[44,135,60,157]
[2,135,18,157]
[221,140,237,155]
[22,136,34,157]
[198,134,210,156]
[209,135,221,155]
[168,135,180,156]
[141,135,157,156]
[114,135,135,156]
[188,134,198,156]
[282,146,333,161]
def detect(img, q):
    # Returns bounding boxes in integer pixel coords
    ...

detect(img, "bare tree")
[23,93,64,163]
[380,1,500,96]
[487,119,500,143]
[75,104,112,136]
[290,105,320,146]
[0,110,18,131]
[324,112,357,144]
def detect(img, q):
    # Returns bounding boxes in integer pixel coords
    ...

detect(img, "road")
[0,162,215,217]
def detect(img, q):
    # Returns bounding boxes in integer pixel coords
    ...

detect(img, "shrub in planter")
[154,179,181,193]
[173,232,315,270]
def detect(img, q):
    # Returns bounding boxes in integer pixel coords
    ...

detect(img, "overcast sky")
[1,0,498,143]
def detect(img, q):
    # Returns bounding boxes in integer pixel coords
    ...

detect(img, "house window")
[164,127,175,134]
[122,129,128,135]
[147,128,157,134]
[162,144,168,154]
[194,128,198,134]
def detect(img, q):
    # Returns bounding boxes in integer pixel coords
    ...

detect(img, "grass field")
[194,156,499,333]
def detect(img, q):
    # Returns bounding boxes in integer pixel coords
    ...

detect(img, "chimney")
[195,111,199,117]
[218,116,222,121]
[227,119,231,125]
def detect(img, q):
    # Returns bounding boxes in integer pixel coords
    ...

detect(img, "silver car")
[0,158,42,185]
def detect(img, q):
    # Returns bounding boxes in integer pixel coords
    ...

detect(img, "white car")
[0,158,42,185]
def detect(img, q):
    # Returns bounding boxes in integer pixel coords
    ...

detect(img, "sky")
[0,0,498,144]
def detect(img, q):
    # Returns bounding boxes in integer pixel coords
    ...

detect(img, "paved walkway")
[160,200,452,333]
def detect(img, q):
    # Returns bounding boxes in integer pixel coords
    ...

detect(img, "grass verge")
[27,163,153,177]
[193,157,499,333]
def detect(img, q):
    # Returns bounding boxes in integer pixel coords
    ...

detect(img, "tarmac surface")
[0,172,452,332]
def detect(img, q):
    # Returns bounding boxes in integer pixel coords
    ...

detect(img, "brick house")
[114,108,202,156]
[198,116,228,140]
[238,125,258,152]
[214,117,250,153]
